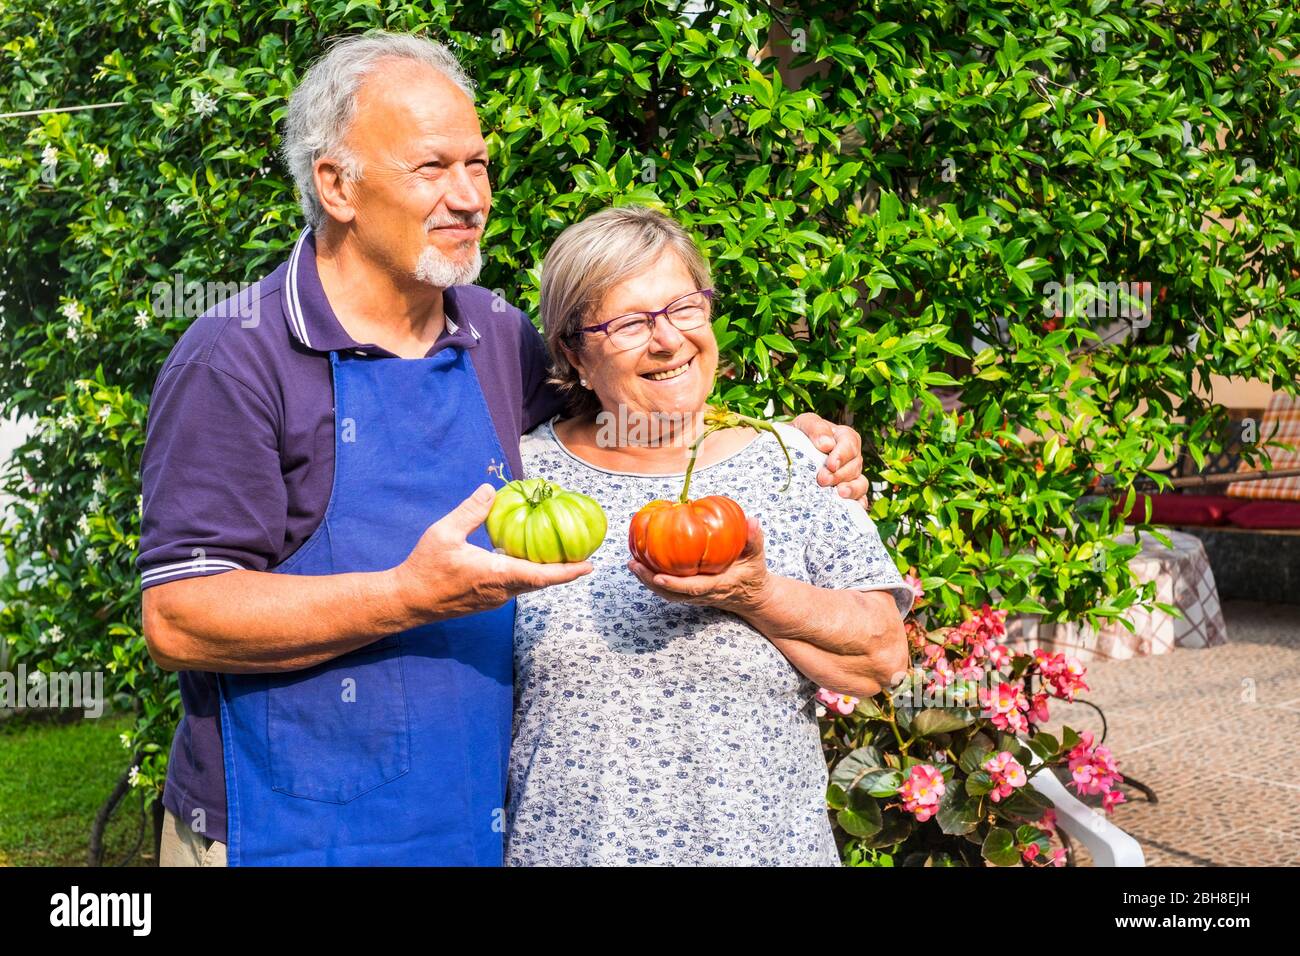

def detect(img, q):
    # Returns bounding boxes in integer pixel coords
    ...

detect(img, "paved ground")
[1037,600,1300,866]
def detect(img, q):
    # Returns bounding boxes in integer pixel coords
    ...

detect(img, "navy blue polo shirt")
[137,227,566,842]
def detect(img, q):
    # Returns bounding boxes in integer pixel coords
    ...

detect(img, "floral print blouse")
[504,417,914,866]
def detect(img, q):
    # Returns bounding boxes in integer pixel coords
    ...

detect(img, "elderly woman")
[505,205,915,866]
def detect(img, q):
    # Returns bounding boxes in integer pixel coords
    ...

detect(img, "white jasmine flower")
[191,90,218,117]
[57,413,77,430]
[66,323,81,343]
[134,310,150,329]
[41,145,58,167]
[128,765,140,787]
[107,177,120,193]
[85,547,100,565]
[60,300,84,323]
[76,379,91,393]
[167,198,185,216]
[189,89,218,117]
[92,474,107,496]
[47,624,64,643]
[87,451,103,468]
[77,514,91,536]
[93,152,109,168]
[97,404,111,421]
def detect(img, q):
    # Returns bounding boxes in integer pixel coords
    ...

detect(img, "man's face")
[337,59,491,287]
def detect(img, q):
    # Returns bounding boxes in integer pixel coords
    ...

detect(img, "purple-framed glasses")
[571,288,715,351]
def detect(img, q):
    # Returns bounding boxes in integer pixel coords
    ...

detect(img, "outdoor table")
[1004,528,1228,662]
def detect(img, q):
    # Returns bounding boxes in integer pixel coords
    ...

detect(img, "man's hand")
[393,482,593,622]
[626,516,772,616]
[791,412,868,502]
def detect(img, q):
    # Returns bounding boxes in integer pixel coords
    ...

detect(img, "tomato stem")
[679,422,722,503]
[526,481,553,507]
[678,406,795,503]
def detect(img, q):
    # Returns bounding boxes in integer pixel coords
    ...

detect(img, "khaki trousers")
[159,807,227,867]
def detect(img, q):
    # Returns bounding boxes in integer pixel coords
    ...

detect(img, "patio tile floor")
[1035,600,1300,866]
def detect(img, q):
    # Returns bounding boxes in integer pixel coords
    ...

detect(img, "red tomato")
[628,495,748,576]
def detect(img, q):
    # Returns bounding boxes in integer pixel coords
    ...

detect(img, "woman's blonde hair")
[539,205,713,417]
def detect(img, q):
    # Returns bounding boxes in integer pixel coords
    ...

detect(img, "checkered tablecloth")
[1005,528,1227,662]
[1226,394,1300,501]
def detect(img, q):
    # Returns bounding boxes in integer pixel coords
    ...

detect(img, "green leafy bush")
[2,0,1298,861]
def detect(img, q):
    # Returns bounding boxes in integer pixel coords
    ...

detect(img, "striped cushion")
[1226,394,1300,501]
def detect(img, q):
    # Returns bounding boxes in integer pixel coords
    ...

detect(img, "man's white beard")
[414,242,483,288]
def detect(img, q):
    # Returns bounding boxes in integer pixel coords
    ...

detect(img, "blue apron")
[218,346,515,866]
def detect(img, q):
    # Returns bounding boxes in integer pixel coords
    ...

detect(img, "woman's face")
[568,248,718,426]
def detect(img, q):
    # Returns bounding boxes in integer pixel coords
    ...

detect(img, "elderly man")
[139,31,870,867]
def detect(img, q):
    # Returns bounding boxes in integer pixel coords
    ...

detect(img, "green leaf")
[607,42,633,73]
[837,794,883,838]
[992,786,1054,824]
[1026,731,1060,760]
[965,770,994,796]
[937,783,980,835]
[959,741,993,774]
[982,827,1021,866]
[742,166,769,196]
[910,707,975,736]
[830,746,884,791]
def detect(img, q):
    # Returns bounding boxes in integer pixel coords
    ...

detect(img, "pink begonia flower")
[816,688,858,715]
[955,657,985,683]
[1037,808,1058,833]
[898,764,946,822]
[925,654,956,694]
[1025,841,1069,867]
[1033,649,1090,700]
[1028,690,1051,724]
[950,605,1010,661]
[1067,731,1124,797]
[903,573,924,602]
[987,644,1012,671]
[1102,788,1127,814]
[979,681,1031,734]
[982,750,1028,802]
[954,624,992,660]
[921,642,946,666]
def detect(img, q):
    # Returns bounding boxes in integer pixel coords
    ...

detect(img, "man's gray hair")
[281,31,476,229]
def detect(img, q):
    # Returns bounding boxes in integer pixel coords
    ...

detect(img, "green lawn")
[0,712,156,866]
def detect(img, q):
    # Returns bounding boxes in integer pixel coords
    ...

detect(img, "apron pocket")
[267,637,410,804]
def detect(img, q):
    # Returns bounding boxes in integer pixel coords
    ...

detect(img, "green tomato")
[485,478,607,563]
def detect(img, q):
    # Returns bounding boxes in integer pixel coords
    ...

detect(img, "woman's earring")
[580,378,589,388]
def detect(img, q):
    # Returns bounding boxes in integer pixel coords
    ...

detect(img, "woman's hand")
[628,513,910,696]
[627,515,773,616]
[791,413,868,502]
